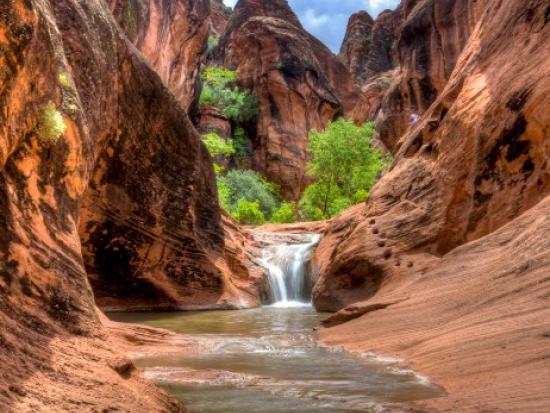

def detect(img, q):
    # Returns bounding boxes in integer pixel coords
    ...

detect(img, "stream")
[109,233,441,413]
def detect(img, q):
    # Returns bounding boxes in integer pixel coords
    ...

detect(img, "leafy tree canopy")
[299,118,389,220]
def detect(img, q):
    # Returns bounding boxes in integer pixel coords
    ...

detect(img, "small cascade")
[257,233,321,308]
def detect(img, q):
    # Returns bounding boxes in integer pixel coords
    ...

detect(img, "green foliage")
[199,66,259,123]
[36,101,66,143]
[202,132,235,175]
[207,35,219,55]
[232,127,249,159]
[217,178,232,212]
[218,169,279,219]
[270,202,296,224]
[203,132,235,158]
[233,199,265,225]
[58,72,71,89]
[201,66,237,89]
[299,118,384,220]
[221,89,259,123]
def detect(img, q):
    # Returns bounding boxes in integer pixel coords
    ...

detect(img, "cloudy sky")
[222,0,401,52]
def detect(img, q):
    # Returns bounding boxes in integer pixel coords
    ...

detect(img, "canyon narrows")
[0,0,549,413]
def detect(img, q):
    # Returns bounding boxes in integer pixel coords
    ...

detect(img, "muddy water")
[110,307,441,413]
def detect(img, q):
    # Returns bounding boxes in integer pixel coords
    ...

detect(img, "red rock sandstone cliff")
[339,10,398,86]
[108,0,210,111]
[0,0,260,409]
[313,0,550,410]
[209,0,231,36]
[216,0,362,199]
[314,0,549,312]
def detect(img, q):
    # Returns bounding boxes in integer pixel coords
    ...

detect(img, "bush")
[199,66,259,123]
[203,132,235,158]
[232,127,249,159]
[218,169,279,219]
[299,118,385,220]
[233,199,265,225]
[207,35,219,55]
[270,202,295,224]
[36,101,66,143]
[58,72,71,89]
[202,132,235,175]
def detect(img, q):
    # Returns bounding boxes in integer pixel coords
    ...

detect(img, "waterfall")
[258,233,321,308]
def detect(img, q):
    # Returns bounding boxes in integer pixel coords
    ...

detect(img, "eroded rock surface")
[0,0,199,410]
[321,196,550,412]
[0,0,261,409]
[209,0,231,36]
[339,10,398,86]
[108,0,210,111]
[314,0,549,311]
[216,0,362,199]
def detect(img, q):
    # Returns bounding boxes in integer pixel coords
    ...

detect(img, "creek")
[109,233,440,413]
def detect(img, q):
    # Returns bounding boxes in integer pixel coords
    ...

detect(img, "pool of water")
[110,306,441,413]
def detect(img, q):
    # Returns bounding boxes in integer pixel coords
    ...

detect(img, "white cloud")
[302,9,330,30]
[221,0,401,52]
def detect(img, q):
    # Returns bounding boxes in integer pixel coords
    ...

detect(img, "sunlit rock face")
[107,0,210,111]
[215,0,362,200]
[313,0,550,311]
[0,0,225,410]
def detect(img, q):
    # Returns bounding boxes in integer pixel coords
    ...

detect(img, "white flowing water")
[258,233,321,307]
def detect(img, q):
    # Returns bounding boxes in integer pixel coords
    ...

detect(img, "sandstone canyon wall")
[314,0,549,410]
[107,0,210,111]
[314,0,549,312]
[340,0,481,152]
[0,0,261,409]
[215,0,362,199]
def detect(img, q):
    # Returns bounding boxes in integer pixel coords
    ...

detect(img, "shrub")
[221,89,259,123]
[270,202,295,224]
[201,66,237,89]
[36,101,66,143]
[207,35,219,55]
[203,132,235,158]
[233,199,265,225]
[58,72,71,89]
[232,127,249,159]
[202,132,235,175]
[299,118,384,220]
[218,169,279,219]
[199,66,259,123]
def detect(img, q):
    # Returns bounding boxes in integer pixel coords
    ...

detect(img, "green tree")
[270,202,296,224]
[233,199,265,225]
[218,169,279,219]
[299,119,385,220]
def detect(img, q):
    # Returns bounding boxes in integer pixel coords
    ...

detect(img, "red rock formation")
[217,0,362,199]
[339,10,398,86]
[320,195,550,412]
[0,0,203,410]
[209,0,232,36]
[108,0,210,111]
[313,3,550,411]
[313,0,550,312]
[0,0,261,408]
